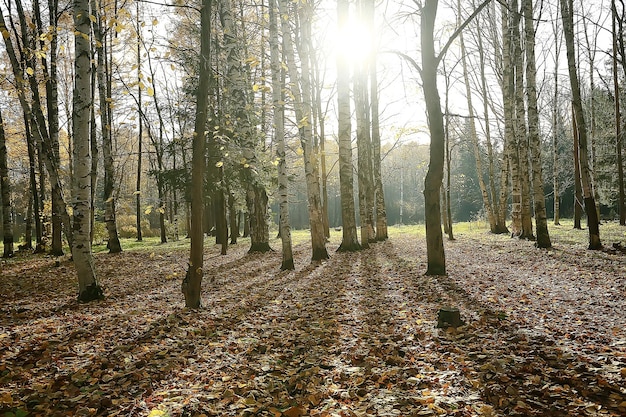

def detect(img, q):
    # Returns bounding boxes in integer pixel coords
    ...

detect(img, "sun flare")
[334,18,374,66]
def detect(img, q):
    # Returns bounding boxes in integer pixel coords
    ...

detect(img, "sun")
[334,18,374,67]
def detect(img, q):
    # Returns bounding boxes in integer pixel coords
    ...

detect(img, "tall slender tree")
[560,0,601,249]
[418,0,489,275]
[270,0,294,269]
[0,106,13,258]
[613,0,626,225]
[336,0,360,252]
[524,0,551,248]
[93,0,122,253]
[279,0,329,261]
[183,0,211,309]
[73,0,103,301]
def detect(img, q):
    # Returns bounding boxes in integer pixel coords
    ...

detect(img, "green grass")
[71,218,626,256]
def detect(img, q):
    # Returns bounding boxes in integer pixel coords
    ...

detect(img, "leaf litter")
[1,230,625,416]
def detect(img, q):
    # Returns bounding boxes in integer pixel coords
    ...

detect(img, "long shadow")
[380,240,624,416]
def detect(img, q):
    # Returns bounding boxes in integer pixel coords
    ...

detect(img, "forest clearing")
[1,222,625,417]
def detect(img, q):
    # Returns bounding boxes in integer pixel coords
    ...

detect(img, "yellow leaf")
[26,67,34,76]
[144,205,153,215]
[148,410,166,417]
[89,14,97,23]
[152,18,159,25]
[147,87,154,97]
[215,161,224,168]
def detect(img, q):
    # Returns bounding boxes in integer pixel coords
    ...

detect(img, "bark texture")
[336,0,360,252]
[560,0,601,249]
[270,0,294,270]
[524,0,551,248]
[183,0,211,309]
[73,0,102,302]
[421,0,446,276]
[0,107,13,258]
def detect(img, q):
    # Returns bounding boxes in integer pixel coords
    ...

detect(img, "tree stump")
[437,306,464,328]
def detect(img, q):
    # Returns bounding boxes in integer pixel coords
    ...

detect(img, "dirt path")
[1,233,625,416]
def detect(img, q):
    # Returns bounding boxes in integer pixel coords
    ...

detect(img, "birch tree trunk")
[560,0,601,249]
[0,107,13,258]
[458,1,497,233]
[270,0,294,270]
[371,54,388,241]
[279,0,328,261]
[512,0,534,240]
[336,0,361,252]
[524,0,551,248]
[93,0,122,253]
[501,2,521,237]
[136,1,143,242]
[73,0,102,302]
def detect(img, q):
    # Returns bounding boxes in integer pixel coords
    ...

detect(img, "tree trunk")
[39,0,63,256]
[512,0,534,240]
[73,0,102,302]
[524,0,551,248]
[228,193,239,244]
[573,109,583,230]
[25,118,40,251]
[93,0,122,253]
[280,0,328,261]
[613,0,626,225]
[0,107,13,258]
[336,0,361,252]
[458,4,497,233]
[136,1,143,242]
[183,0,211,309]
[421,0,446,276]
[354,57,375,248]
[502,3,521,237]
[475,8,506,234]
[270,0,294,270]
[552,14,562,226]
[219,0,271,253]
[561,0,601,249]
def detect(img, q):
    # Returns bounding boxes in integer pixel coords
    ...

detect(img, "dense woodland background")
[0,0,625,294]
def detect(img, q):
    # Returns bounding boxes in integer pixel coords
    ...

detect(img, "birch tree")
[269,0,294,270]
[336,0,360,252]
[279,0,328,261]
[523,0,551,248]
[73,0,103,302]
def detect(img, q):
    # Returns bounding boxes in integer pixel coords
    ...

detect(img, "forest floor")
[1,221,626,417]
